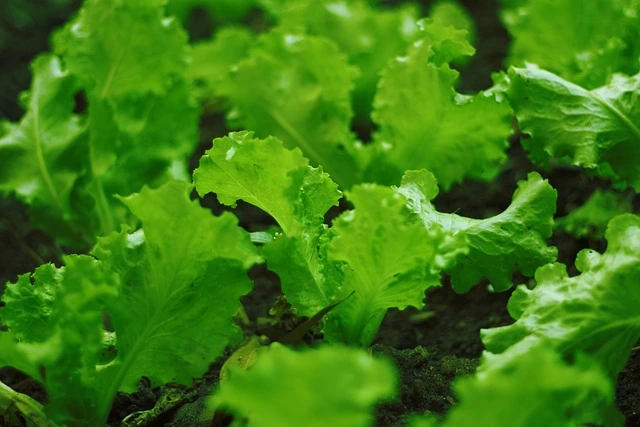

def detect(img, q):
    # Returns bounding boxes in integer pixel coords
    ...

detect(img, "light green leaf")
[502,0,640,89]
[418,345,615,427]
[258,0,419,120]
[194,132,341,315]
[53,0,189,100]
[1,263,62,342]
[0,55,88,245]
[482,214,640,379]
[194,131,342,231]
[93,180,260,394]
[194,131,309,234]
[556,189,633,239]
[429,1,475,48]
[508,65,640,191]
[188,26,255,103]
[212,344,397,427]
[370,20,511,189]
[325,184,453,346]
[216,28,361,188]
[398,170,557,292]
[0,255,119,425]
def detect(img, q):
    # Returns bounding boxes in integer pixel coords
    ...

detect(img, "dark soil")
[1,1,639,427]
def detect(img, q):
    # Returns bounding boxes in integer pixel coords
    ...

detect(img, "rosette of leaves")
[0,0,199,248]
[0,181,259,425]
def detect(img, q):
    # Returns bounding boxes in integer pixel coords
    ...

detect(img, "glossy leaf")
[482,214,640,379]
[370,20,511,189]
[508,65,640,191]
[398,170,557,292]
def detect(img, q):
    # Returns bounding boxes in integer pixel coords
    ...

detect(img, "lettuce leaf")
[212,344,396,427]
[508,65,640,191]
[502,0,640,89]
[0,255,118,425]
[0,55,88,245]
[0,0,199,248]
[414,345,615,427]
[398,170,557,292]
[258,0,419,120]
[324,184,456,345]
[556,189,633,239]
[215,28,361,188]
[482,214,640,380]
[0,181,259,424]
[369,19,512,189]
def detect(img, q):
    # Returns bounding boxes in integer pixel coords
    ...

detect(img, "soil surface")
[1,1,639,426]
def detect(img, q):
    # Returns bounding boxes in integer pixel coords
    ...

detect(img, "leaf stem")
[0,380,57,427]
[93,178,116,237]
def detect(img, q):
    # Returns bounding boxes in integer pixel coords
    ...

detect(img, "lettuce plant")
[1,182,259,425]
[194,131,556,345]
[0,0,639,425]
[0,0,198,248]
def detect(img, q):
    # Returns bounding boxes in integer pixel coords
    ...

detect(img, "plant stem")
[0,380,57,427]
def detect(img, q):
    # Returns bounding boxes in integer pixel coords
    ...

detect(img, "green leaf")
[1,263,62,342]
[508,65,640,191]
[398,170,557,292]
[482,214,640,380]
[1,181,259,425]
[0,255,119,425]
[212,344,397,427]
[258,0,419,120]
[429,1,476,48]
[53,0,189,100]
[95,79,199,200]
[370,20,512,189]
[324,184,453,346]
[502,0,640,89]
[194,131,342,231]
[556,189,633,239]
[188,26,255,103]
[93,180,260,396]
[0,55,87,245]
[194,131,308,233]
[2,0,199,248]
[418,345,615,426]
[194,132,341,316]
[216,28,361,188]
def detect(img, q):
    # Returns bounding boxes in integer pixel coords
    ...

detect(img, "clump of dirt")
[617,350,640,426]
[372,345,478,426]
[374,283,513,358]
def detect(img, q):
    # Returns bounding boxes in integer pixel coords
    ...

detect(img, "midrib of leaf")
[99,19,133,99]
[590,91,640,143]
[92,178,115,236]
[96,227,200,422]
[31,96,64,212]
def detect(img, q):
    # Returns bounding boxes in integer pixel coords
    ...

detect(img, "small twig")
[632,345,640,352]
